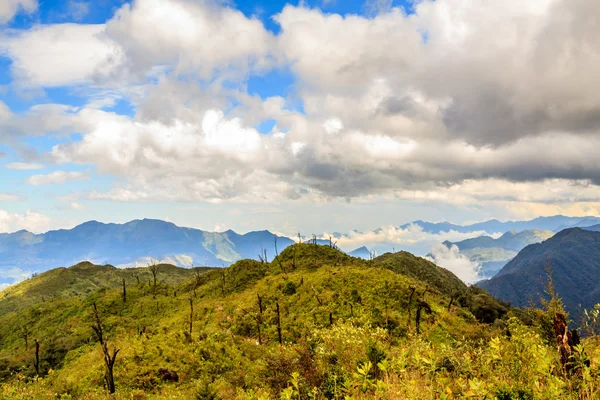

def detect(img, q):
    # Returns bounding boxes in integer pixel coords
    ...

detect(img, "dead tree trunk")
[148,262,160,298]
[447,293,458,311]
[274,236,285,272]
[276,301,282,345]
[189,298,194,337]
[34,339,40,376]
[329,312,333,326]
[92,303,119,394]
[415,300,432,335]
[257,294,264,345]
[122,278,126,304]
[193,270,203,297]
[20,325,30,351]
[553,312,588,375]
[221,269,226,295]
[311,285,323,306]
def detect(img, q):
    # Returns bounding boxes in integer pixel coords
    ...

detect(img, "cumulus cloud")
[0,209,53,233]
[0,0,37,24]
[105,0,276,79]
[426,243,481,284]
[1,0,600,219]
[1,24,123,87]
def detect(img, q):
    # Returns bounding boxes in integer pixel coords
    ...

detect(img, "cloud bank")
[0,0,599,222]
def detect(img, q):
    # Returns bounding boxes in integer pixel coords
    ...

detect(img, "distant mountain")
[401,216,600,234]
[0,219,294,284]
[478,228,600,316]
[583,224,600,232]
[348,246,371,259]
[444,230,554,279]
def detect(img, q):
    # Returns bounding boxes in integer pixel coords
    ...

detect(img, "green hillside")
[0,262,215,317]
[0,244,598,399]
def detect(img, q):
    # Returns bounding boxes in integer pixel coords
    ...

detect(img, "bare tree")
[148,261,161,296]
[34,339,40,376]
[188,297,194,338]
[258,247,268,264]
[256,294,264,345]
[19,324,30,351]
[221,269,226,295]
[122,278,127,304]
[273,236,285,272]
[91,303,119,394]
[193,269,203,297]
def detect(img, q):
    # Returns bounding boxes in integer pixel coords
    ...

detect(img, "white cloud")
[0,209,52,233]
[66,1,90,21]
[105,0,276,79]
[0,0,37,24]
[25,171,89,185]
[1,0,600,223]
[69,202,85,210]
[0,193,22,201]
[426,243,481,284]
[1,23,122,87]
[324,224,498,255]
[5,162,44,170]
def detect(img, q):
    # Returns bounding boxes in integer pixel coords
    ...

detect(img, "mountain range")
[478,227,600,316]
[444,229,554,279]
[2,215,600,288]
[0,219,293,286]
[401,215,600,234]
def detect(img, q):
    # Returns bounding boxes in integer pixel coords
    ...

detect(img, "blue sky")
[0,0,599,239]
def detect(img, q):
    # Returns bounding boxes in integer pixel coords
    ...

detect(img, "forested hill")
[478,228,600,315]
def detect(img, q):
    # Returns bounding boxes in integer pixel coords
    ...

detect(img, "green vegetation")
[0,261,214,317]
[0,243,599,399]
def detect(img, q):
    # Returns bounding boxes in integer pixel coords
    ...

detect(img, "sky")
[0,0,600,237]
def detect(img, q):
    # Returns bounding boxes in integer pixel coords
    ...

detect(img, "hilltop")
[0,261,214,318]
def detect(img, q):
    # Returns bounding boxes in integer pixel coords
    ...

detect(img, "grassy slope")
[0,244,596,399]
[0,262,214,317]
[374,251,466,296]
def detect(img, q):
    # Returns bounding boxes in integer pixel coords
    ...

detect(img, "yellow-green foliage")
[1,244,599,399]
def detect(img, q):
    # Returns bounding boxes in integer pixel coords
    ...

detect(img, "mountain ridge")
[478,227,600,316]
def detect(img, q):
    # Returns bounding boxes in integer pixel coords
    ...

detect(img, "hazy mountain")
[348,246,371,259]
[444,230,554,279]
[401,216,600,234]
[478,228,600,316]
[0,219,294,285]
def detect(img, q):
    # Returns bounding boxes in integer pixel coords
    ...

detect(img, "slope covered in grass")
[0,244,597,399]
[0,262,214,317]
